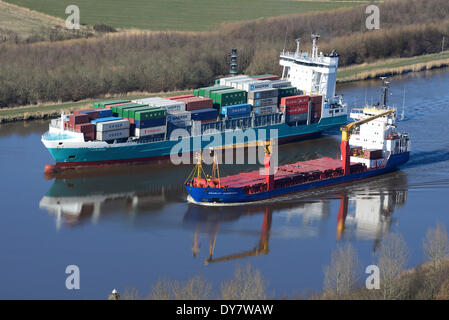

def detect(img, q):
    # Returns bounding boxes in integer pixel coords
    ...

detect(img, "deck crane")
[340,109,395,175]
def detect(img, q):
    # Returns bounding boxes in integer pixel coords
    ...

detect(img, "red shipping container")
[254,75,280,81]
[280,104,308,115]
[176,97,213,111]
[74,109,99,120]
[167,94,195,100]
[69,114,89,125]
[75,123,95,133]
[280,95,309,107]
[83,132,95,141]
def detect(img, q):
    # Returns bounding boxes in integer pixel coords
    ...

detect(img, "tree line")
[0,0,448,108]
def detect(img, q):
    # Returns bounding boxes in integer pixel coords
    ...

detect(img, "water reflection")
[40,169,408,260]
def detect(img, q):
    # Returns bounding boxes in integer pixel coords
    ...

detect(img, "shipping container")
[309,94,323,105]
[210,89,247,108]
[134,117,166,129]
[135,126,166,137]
[280,104,308,115]
[191,108,218,121]
[103,102,133,110]
[96,108,113,118]
[90,116,123,125]
[220,104,252,116]
[134,108,166,121]
[96,128,129,141]
[227,113,251,120]
[69,114,89,126]
[248,88,278,100]
[83,131,95,142]
[75,123,95,133]
[254,75,280,81]
[111,103,145,116]
[96,119,130,132]
[277,86,298,99]
[123,106,153,119]
[167,111,191,123]
[242,80,273,92]
[219,75,250,86]
[94,99,131,108]
[150,100,186,113]
[280,95,309,107]
[253,105,277,115]
[248,97,278,107]
[172,97,213,111]
[166,94,195,100]
[364,149,383,160]
[132,97,164,105]
[199,86,233,98]
[271,80,292,89]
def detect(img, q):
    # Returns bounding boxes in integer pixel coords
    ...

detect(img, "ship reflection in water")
[39,169,408,262]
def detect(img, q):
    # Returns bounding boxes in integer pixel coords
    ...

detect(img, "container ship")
[42,36,347,171]
[185,101,410,204]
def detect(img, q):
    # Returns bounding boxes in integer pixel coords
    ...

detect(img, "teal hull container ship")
[42,37,348,170]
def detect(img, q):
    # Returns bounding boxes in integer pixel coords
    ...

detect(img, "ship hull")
[44,115,346,167]
[185,152,410,204]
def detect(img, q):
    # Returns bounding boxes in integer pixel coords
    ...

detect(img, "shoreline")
[1,54,448,124]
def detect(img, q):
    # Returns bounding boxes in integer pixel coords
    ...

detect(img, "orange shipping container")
[280,104,308,115]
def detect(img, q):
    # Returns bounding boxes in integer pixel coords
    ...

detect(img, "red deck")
[221,157,343,188]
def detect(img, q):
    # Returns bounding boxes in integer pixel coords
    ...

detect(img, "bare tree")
[377,233,409,299]
[221,263,267,300]
[172,275,212,300]
[323,243,360,299]
[423,223,449,268]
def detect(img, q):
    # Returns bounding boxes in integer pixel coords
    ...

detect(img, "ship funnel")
[311,33,320,58]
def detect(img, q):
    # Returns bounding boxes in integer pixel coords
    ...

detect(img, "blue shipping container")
[227,113,251,120]
[221,104,252,116]
[191,108,218,121]
[90,117,123,124]
[97,108,113,118]
[134,117,166,128]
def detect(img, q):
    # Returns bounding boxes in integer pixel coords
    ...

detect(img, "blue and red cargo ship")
[185,108,410,205]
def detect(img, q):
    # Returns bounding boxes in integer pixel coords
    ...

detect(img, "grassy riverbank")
[338,51,449,82]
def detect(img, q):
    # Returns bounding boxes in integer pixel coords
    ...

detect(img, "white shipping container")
[228,78,253,89]
[248,97,278,107]
[220,75,250,86]
[96,128,129,141]
[132,97,164,104]
[236,79,256,90]
[167,111,191,122]
[270,80,292,88]
[253,105,278,115]
[135,125,167,137]
[151,100,186,113]
[96,119,130,132]
[242,80,273,92]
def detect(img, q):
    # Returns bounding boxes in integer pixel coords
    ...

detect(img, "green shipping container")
[210,89,248,108]
[123,105,154,118]
[201,86,233,98]
[134,108,166,121]
[193,89,200,97]
[278,86,298,98]
[249,74,274,79]
[94,99,130,108]
[111,103,146,116]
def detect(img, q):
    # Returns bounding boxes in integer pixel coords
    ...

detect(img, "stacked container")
[210,89,247,110]
[133,108,167,137]
[91,117,130,141]
[75,123,96,141]
[270,80,292,89]
[248,88,278,114]
[220,104,252,119]
[219,75,250,86]
[190,108,218,122]
[280,95,310,124]
[195,86,233,98]
[93,99,131,109]
[67,114,89,130]
[171,96,213,111]
[166,94,195,100]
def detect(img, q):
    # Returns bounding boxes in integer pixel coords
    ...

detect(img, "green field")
[5,0,366,31]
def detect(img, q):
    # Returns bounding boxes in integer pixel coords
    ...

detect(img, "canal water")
[0,69,448,299]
